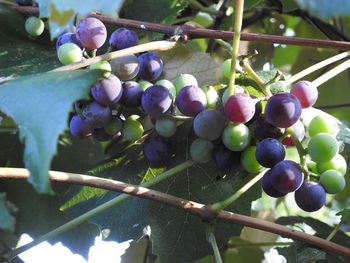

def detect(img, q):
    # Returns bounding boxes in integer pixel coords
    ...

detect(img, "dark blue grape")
[294,181,326,212]
[143,133,171,163]
[176,85,207,116]
[56,33,83,51]
[262,170,286,198]
[138,52,163,81]
[270,160,304,193]
[69,115,92,138]
[253,115,284,141]
[265,92,302,128]
[92,128,113,141]
[16,0,33,6]
[141,85,173,117]
[213,143,240,170]
[74,99,90,116]
[120,81,144,107]
[81,101,111,128]
[193,109,226,140]
[256,138,285,168]
[109,28,139,50]
[91,74,122,106]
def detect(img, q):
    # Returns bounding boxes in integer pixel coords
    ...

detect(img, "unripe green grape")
[201,85,218,108]
[139,80,153,90]
[308,133,338,162]
[25,16,44,37]
[319,170,345,194]
[57,43,83,65]
[173,74,198,94]
[190,138,214,163]
[308,115,338,137]
[221,59,242,79]
[241,146,264,173]
[104,117,123,135]
[155,79,176,100]
[89,61,111,78]
[306,158,318,174]
[317,154,347,176]
[193,12,214,28]
[222,123,250,151]
[155,116,176,137]
[122,115,144,141]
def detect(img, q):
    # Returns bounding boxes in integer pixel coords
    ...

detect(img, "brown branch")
[1,167,350,258]
[7,5,350,51]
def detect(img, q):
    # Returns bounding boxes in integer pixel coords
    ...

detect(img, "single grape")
[109,28,139,50]
[141,85,173,117]
[319,170,346,194]
[222,123,250,151]
[138,52,163,81]
[155,116,177,137]
[290,81,318,108]
[57,43,83,65]
[69,115,92,138]
[193,109,226,140]
[92,128,113,141]
[16,0,33,6]
[176,85,207,116]
[193,12,214,27]
[201,85,218,108]
[224,93,255,123]
[281,120,305,146]
[139,80,153,90]
[76,17,107,50]
[317,154,347,176]
[308,133,339,162]
[253,115,284,141]
[256,138,285,168]
[104,117,123,135]
[56,33,83,51]
[122,115,144,142]
[89,61,111,77]
[155,80,176,100]
[143,133,171,163]
[262,170,287,198]
[270,160,304,193]
[265,92,302,128]
[241,146,264,173]
[173,74,198,94]
[110,54,139,81]
[213,143,241,170]
[120,81,144,107]
[25,16,44,37]
[306,157,318,174]
[190,138,214,163]
[91,74,123,106]
[294,181,326,212]
[221,59,242,79]
[222,85,245,104]
[308,115,338,137]
[81,101,111,128]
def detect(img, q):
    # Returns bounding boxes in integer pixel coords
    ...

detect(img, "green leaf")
[281,0,299,12]
[294,0,350,19]
[121,236,158,263]
[337,209,350,224]
[277,241,326,263]
[0,193,16,232]
[245,0,263,8]
[0,70,104,193]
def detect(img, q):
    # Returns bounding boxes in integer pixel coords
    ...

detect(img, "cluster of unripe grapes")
[20,0,347,213]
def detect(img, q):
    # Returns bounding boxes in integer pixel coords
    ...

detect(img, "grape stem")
[228,241,293,248]
[326,223,342,241]
[188,0,222,16]
[2,160,195,262]
[312,58,350,87]
[227,0,244,97]
[206,225,223,263]
[211,169,267,212]
[286,127,307,168]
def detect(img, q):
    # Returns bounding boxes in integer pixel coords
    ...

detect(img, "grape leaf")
[294,0,350,19]
[277,241,326,263]
[0,193,16,232]
[0,70,104,193]
[337,209,350,224]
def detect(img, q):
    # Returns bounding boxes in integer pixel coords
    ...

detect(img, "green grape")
[190,138,214,163]
[25,16,44,37]
[122,115,144,141]
[155,79,176,100]
[201,85,218,108]
[57,43,83,65]
[241,146,264,173]
[104,117,123,135]
[316,154,347,176]
[306,157,318,174]
[308,115,337,137]
[89,61,111,78]
[308,133,338,162]
[155,116,176,137]
[173,74,198,94]
[222,123,250,151]
[221,59,242,79]
[319,170,345,194]
[193,12,214,28]
[139,80,153,90]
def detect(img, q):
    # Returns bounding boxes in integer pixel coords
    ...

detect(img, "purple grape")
[56,33,83,51]
[270,160,304,193]
[109,28,139,50]
[294,181,326,212]
[138,52,163,81]
[247,96,262,124]
[262,170,287,198]
[143,133,171,163]
[176,85,207,116]
[253,115,284,141]
[92,128,113,141]
[91,74,122,106]
[16,0,33,6]
[69,115,92,138]
[120,81,144,107]
[213,143,241,170]
[256,138,285,168]
[265,92,302,128]
[224,93,255,124]
[141,85,173,117]
[291,81,318,108]
[193,109,226,140]
[81,101,111,128]
[281,120,305,146]
[76,18,107,50]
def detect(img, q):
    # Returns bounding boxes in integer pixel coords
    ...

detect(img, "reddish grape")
[76,18,107,50]
[176,85,207,116]
[290,80,318,108]
[224,93,255,124]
